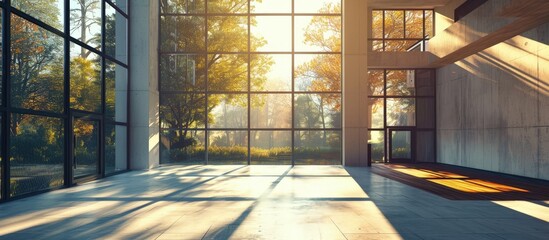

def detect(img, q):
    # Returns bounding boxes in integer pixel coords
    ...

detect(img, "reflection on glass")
[251,94,291,128]
[384,10,404,39]
[368,130,385,163]
[10,114,64,197]
[387,98,415,126]
[161,16,205,52]
[295,16,341,52]
[160,93,206,129]
[161,130,205,164]
[295,54,341,92]
[105,124,127,174]
[369,98,384,129]
[208,54,248,91]
[105,60,128,122]
[405,10,424,38]
[161,54,206,91]
[251,131,291,165]
[372,40,384,51]
[208,16,248,52]
[251,0,291,13]
[251,54,291,91]
[73,119,99,178]
[368,70,384,96]
[70,44,101,113]
[105,3,128,64]
[12,0,64,30]
[208,131,248,164]
[294,0,341,13]
[391,131,412,159]
[112,0,128,13]
[209,94,248,129]
[208,0,247,13]
[251,16,291,52]
[294,130,341,165]
[70,0,101,49]
[295,94,341,129]
[161,0,205,14]
[11,15,64,113]
[386,70,414,96]
[384,40,423,52]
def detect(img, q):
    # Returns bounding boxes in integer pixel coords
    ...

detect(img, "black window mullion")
[1,0,12,201]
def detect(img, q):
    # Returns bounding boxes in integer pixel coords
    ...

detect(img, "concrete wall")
[129,0,160,169]
[435,2,549,179]
[343,0,370,166]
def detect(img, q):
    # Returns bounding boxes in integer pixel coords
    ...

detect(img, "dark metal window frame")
[369,9,434,52]
[158,0,343,165]
[367,69,437,163]
[0,0,131,203]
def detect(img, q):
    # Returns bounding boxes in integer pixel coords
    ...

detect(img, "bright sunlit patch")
[467,179,529,193]
[493,201,549,222]
[428,179,502,193]
[393,168,441,178]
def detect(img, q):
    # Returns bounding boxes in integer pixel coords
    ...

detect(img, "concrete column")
[129,0,160,169]
[343,0,369,166]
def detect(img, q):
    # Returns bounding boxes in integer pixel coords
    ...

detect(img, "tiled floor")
[0,165,548,240]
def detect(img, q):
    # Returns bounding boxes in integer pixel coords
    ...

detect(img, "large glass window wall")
[159,0,342,165]
[0,0,129,201]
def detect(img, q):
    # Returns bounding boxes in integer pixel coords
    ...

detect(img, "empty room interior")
[0,0,548,239]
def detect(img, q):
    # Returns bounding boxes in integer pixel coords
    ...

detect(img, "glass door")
[73,117,101,179]
[388,128,415,163]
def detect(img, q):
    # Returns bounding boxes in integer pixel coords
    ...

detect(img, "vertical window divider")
[1,0,12,200]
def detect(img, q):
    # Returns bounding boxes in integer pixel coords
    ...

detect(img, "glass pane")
[368,98,384,129]
[70,0,101,49]
[294,94,341,129]
[161,129,205,164]
[11,15,64,113]
[386,70,414,96]
[160,54,206,91]
[10,114,64,197]
[372,10,383,39]
[112,0,128,13]
[0,11,3,106]
[416,98,435,129]
[161,0,205,14]
[368,70,384,96]
[295,16,341,52]
[251,0,291,13]
[105,124,128,174]
[208,54,248,91]
[251,16,291,52]
[372,40,384,51]
[208,130,248,164]
[209,94,248,129]
[391,131,411,159]
[294,0,341,14]
[368,130,385,163]
[105,4,128,64]
[384,40,422,52]
[294,130,341,165]
[425,10,434,38]
[0,115,2,199]
[160,16,205,52]
[250,94,291,128]
[70,44,102,113]
[12,0,64,30]
[251,54,291,91]
[416,69,435,96]
[74,119,99,178]
[251,131,291,165]
[208,16,248,52]
[386,98,415,126]
[384,10,404,39]
[295,54,341,92]
[405,10,424,38]
[207,0,247,13]
[105,60,128,122]
[160,94,206,129]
